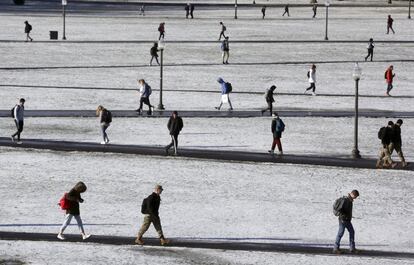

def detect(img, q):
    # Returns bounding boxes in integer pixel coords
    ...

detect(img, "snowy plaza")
[0,0,413,264]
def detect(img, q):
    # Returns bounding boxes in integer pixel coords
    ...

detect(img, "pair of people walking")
[376,119,407,168]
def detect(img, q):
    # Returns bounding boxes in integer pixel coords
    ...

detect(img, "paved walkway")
[0,137,411,170]
[0,231,413,259]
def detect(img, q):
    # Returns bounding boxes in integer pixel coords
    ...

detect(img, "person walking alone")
[269,112,285,155]
[387,15,395,34]
[11,98,25,144]
[158,22,165,40]
[304,64,317,95]
[24,21,33,42]
[390,119,407,167]
[282,4,290,16]
[57,182,91,241]
[364,38,374,62]
[312,3,318,18]
[218,22,227,41]
[261,85,276,115]
[136,79,154,115]
[165,111,184,155]
[332,190,359,254]
[261,6,266,19]
[135,185,170,246]
[384,65,395,96]
[150,42,160,66]
[96,105,112,144]
[139,4,145,16]
[221,36,230,64]
[215,77,233,110]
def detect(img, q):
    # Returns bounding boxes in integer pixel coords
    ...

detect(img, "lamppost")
[325,0,330,40]
[409,0,412,19]
[157,39,165,110]
[352,62,362,159]
[234,0,238,19]
[62,0,67,40]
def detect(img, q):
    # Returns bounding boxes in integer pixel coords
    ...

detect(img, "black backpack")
[378,126,386,140]
[10,105,16,118]
[28,24,32,31]
[141,197,149,214]
[105,110,112,123]
[226,82,232,93]
[333,197,346,216]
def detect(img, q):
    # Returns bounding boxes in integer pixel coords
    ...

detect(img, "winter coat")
[221,40,229,51]
[158,24,165,33]
[217,78,229,94]
[271,118,285,138]
[13,104,24,121]
[24,23,32,33]
[265,89,275,103]
[65,182,87,215]
[387,17,393,26]
[150,46,158,57]
[385,68,394,84]
[391,124,402,146]
[100,109,111,125]
[139,83,151,98]
[381,126,394,146]
[144,192,161,216]
[308,68,316,83]
[167,116,183,135]
[338,195,354,222]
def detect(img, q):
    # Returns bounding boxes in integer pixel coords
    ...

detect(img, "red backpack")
[58,193,71,210]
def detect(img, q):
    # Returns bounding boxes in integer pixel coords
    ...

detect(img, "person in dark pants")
[24,21,33,42]
[165,111,184,155]
[185,4,190,19]
[305,64,317,95]
[57,182,91,241]
[261,6,266,19]
[150,42,160,66]
[218,22,227,41]
[261,85,276,115]
[389,119,407,167]
[190,4,195,19]
[364,38,374,62]
[333,190,359,254]
[136,79,154,115]
[135,184,169,246]
[11,98,25,144]
[269,112,285,155]
[387,15,395,34]
[282,4,290,16]
[96,105,111,144]
[221,37,230,64]
[158,22,165,40]
[376,121,394,168]
[312,3,317,18]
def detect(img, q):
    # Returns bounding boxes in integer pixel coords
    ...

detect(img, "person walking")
[24,21,33,42]
[332,190,359,254]
[135,184,170,246]
[269,112,285,155]
[57,182,91,241]
[185,4,190,19]
[158,22,165,40]
[139,4,145,16]
[384,65,395,96]
[389,119,407,167]
[218,22,227,41]
[165,111,184,155]
[387,15,395,34]
[150,42,160,66]
[282,4,290,16]
[96,105,111,144]
[215,78,233,110]
[364,38,374,62]
[376,121,394,168]
[190,4,195,19]
[11,98,25,144]
[304,64,317,95]
[136,79,153,115]
[261,6,266,19]
[312,3,318,18]
[221,36,230,64]
[261,85,276,115]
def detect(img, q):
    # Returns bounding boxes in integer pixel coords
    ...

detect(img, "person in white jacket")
[304,64,317,95]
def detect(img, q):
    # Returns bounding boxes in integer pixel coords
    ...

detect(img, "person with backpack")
[304,64,317,95]
[269,112,285,155]
[384,65,395,96]
[215,77,233,111]
[261,85,276,116]
[57,181,91,241]
[282,4,290,16]
[221,36,230,64]
[185,4,190,19]
[261,6,266,19]
[376,121,395,168]
[158,22,165,40]
[136,79,154,115]
[387,15,395,34]
[165,111,184,155]
[218,22,227,41]
[96,105,111,144]
[11,98,25,144]
[390,119,407,168]
[364,38,374,62]
[150,42,160,66]
[24,21,33,42]
[332,190,359,254]
[135,184,170,246]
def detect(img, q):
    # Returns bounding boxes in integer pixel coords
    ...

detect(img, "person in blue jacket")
[215,77,233,111]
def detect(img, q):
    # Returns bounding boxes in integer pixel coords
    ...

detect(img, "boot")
[160,237,170,246]
[135,237,144,245]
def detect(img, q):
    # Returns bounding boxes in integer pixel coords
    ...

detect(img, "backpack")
[147,85,152,96]
[105,110,112,123]
[58,193,71,210]
[10,105,16,118]
[223,26,226,31]
[307,71,310,78]
[333,197,346,216]
[28,24,32,31]
[141,197,149,214]
[378,126,386,140]
[225,82,232,93]
[276,119,285,132]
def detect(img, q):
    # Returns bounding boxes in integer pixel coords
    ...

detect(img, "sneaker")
[105,139,110,144]
[268,150,274,154]
[312,92,317,96]
[332,248,342,254]
[82,234,91,240]
[11,136,15,142]
[135,238,144,245]
[100,141,106,145]
[228,108,233,111]
[16,141,22,145]
[57,233,65,240]
[160,238,170,246]
[350,248,360,254]
[279,151,283,155]
[214,106,220,110]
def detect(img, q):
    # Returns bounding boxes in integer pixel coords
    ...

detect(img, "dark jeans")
[365,49,373,61]
[159,32,164,40]
[387,25,395,34]
[101,124,109,142]
[166,134,179,154]
[219,32,226,40]
[139,97,152,113]
[12,120,24,141]
[261,101,273,115]
[334,220,355,250]
[387,83,393,94]
[150,55,159,65]
[282,10,289,16]
[306,83,316,92]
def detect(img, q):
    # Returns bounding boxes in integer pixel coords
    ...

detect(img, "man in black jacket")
[333,190,359,254]
[135,184,169,245]
[150,42,160,66]
[376,121,394,168]
[24,21,33,42]
[390,119,407,167]
[261,85,276,115]
[165,111,183,155]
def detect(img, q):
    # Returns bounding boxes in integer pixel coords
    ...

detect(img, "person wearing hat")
[333,190,359,254]
[165,111,184,155]
[364,38,374,62]
[135,184,169,246]
[11,98,25,144]
[269,112,285,155]
[261,85,276,116]
[389,119,407,167]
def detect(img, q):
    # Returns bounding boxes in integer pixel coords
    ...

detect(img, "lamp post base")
[352,149,361,159]
[157,104,165,110]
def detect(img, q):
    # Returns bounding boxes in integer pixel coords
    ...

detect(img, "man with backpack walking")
[218,22,227,41]
[11,98,25,144]
[384,65,395,96]
[136,184,169,246]
[24,21,33,42]
[304,64,317,95]
[158,22,165,40]
[165,111,184,155]
[376,121,395,168]
[57,182,91,241]
[215,77,233,111]
[387,15,395,34]
[269,112,285,155]
[136,79,154,115]
[364,38,374,62]
[96,105,112,144]
[332,189,359,254]
[150,42,160,66]
[261,85,276,116]
[221,36,230,64]
[390,119,407,168]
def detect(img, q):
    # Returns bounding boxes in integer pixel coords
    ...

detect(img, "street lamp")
[62,0,67,40]
[352,62,362,159]
[235,0,238,19]
[409,0,412,19]
[324,0,330,40]
[157,39,165,110]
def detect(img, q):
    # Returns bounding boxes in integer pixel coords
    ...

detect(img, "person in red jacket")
[385,65,395,96]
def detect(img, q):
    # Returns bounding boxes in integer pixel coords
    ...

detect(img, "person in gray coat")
[11,98,25,143]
